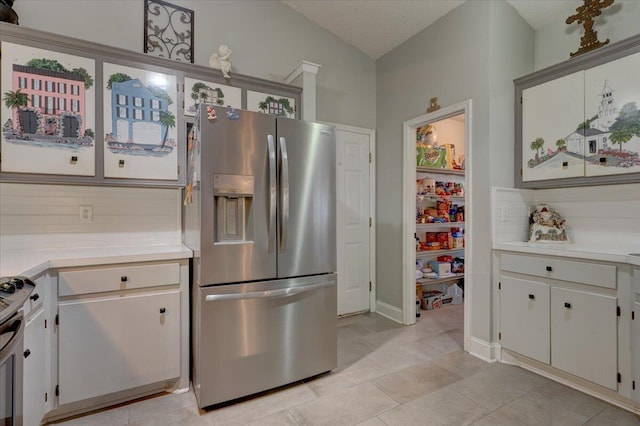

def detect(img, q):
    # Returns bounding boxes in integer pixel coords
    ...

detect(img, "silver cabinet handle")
[267,135,277,253]
[279,136,289,253]
[205,281,333,302]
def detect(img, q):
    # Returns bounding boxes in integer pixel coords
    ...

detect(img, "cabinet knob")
[528,294,535,300]
[30,293,40,301]
[70,156,78,164]
[562,161,568,168]
[546,266,552,272]
[121,276,128,282]
[24,349,31,358]
[160,308,166,314]
[564,302,571,309]
[119,159,125,167]
[599,157,606,163]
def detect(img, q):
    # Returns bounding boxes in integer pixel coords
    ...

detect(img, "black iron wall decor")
[144,0,194,63]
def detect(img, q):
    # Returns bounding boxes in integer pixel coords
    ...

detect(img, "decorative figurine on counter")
[529,204,571,243]
[209,45,232,78]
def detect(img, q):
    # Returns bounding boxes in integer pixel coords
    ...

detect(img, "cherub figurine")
[209,45,232,78]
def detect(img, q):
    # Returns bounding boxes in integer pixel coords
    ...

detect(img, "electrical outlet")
[79,205,93,223]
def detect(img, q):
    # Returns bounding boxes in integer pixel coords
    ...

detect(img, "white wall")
[534,0,640,71]
[376,0,533,343]
[13,0,376,129]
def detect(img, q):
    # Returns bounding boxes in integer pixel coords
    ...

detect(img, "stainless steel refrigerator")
[184,106,337,408]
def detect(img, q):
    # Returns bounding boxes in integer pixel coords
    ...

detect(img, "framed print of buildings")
[103,63,178,180]
[1,42,96,176]
[246,90,296,118]
[184,77,241,116]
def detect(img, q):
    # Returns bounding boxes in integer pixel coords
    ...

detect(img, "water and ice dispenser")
[213,173,254,243]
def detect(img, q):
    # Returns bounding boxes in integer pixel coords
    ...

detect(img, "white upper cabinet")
[516,34,640,188]
[522,71,585,182]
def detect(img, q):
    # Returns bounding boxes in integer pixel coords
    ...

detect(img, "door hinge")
[498,282,501,290]
[498,332,501,340]
[369,217,372,227]
[369,281,372,291]
[633,380,636,390]
[520,95,523,104]
[617,306,621,317]
[44,319,47,329]
[369,152,372,163]
[617,372,621,384]
[55,385,59,397]
[55,314,59,326]
[45,392,48,402]
[633,311,635,320]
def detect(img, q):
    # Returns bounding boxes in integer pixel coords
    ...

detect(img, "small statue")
[0,0,19,24]
[529,204,571,243]
[209,45,232,78]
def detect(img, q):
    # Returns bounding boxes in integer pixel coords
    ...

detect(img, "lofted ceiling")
[281,0,581,59]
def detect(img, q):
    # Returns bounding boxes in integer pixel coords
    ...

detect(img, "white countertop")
[0,244,193,278]
[494,241,640,266]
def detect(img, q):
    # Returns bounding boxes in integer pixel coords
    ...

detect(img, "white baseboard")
[467,336,499,363]
[375,301,403,324]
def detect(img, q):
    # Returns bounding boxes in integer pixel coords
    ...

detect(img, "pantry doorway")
[401,99,472,353]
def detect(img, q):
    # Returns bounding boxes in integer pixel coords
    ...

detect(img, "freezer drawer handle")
[204,281,333,302]
[267,135,277,253]
[279,136,289,253]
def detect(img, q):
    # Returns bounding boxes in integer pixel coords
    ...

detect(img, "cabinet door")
[58,290,180,405]
[24,309,47,426]
[584,51,640,177]
[522,71,585,182]
[500,276,550,364]
[551,287,617,389]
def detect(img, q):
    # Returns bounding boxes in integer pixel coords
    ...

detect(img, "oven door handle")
[0,317,24,362]
[205,281,333,302]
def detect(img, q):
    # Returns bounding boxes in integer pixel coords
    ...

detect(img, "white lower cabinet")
[24,308,47,426]
[500,276,550,364]
[499,252,619,390]
[550,287,617,390]
[58,290,180,405]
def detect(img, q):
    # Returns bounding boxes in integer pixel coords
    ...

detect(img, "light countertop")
[494,241,640,266]
[0,244,193,278]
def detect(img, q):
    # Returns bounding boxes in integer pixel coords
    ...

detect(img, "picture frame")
[184,77,241,116]
[103,62,178,180]
[246,90,296,118]
[1,41,96,176]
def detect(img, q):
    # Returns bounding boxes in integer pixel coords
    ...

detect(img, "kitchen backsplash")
[0,183,182,250]
[493,183,640,246]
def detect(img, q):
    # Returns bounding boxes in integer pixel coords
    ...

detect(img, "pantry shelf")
[416,248,464,258]
[416,222,465,230]
[417,273,465,286]
[416,167,465,176]
[417,195,465,201]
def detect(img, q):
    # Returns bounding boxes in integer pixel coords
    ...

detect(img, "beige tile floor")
[55,304,640,426]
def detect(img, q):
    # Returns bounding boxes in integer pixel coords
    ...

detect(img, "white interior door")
[336,128,372,315]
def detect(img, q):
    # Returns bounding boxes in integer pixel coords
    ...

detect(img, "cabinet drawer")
[501,253,616,289]
[22,275,46,317]
[59,262,180,296]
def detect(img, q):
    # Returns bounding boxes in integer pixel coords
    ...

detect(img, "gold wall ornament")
[426,97,441,113]
[566,0,615,57]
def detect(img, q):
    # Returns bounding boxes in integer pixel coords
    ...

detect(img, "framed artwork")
[246,90,296,118]
[584,52,640,177]
[144,0,194,63]
[1,41,96,176]
[103,62,178,180]
[184,77,241,116]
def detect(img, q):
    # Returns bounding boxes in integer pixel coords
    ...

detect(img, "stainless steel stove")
[1,276,35,426]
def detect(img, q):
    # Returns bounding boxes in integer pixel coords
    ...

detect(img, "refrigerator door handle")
[279,136,289,253]
[267,135,277,253]
[205,281,333,302]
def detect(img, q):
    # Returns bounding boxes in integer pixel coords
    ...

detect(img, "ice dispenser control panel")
[213,174,254,243]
